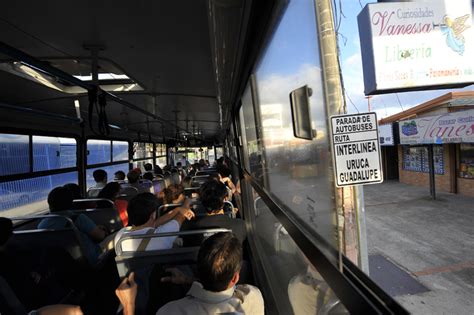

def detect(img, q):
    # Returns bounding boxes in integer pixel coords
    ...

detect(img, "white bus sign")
[331,112,383,187]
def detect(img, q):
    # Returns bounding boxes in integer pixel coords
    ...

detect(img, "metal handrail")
[116,228,231,255]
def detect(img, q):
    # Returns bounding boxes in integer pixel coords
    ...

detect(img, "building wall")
[457,178,474,197]
[398,145,453,193]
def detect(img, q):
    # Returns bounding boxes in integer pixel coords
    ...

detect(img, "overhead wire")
[396,93,405,111]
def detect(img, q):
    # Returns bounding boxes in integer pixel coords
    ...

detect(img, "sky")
[337,0,473,118]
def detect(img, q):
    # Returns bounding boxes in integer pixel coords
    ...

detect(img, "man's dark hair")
[216,164,231,178]
[48,186,73,212]
[114,170,126,181]
[127,170,140,184]
[200,180,228,212]
[143,172,154,182]
[144,163,153,171]
[197,232,242,292]
[176,162,182,167]
[64,183,82,199]
[154,165,163,176]
[127,193,161,226]
[163,184,184,204]
[93,169,107,183]
[98,182,121,200]
[0,217,13,246]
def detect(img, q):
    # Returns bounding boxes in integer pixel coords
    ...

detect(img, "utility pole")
[366,95,372,112]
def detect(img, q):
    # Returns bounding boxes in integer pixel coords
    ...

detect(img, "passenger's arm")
[75,214,107,242]
[115,272,136,315]
[35,305,83,315]
[154,205,195,227]
[88,226,107,242]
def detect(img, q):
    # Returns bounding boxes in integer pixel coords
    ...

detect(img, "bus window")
[87,139,111,164]
[246,184,347,314]
[251,0,337,248]
[112,140,129,162]
[0,133,29,176]
[86,164,129,189]
[0,171,78,217]
[32,136,77,171]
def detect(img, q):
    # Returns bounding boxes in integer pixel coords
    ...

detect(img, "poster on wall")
[358,0,473,94]
[379,123,394,146]
[399,109,474,145]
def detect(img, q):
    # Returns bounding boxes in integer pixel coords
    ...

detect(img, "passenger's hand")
[115,272,137,315]
[37,305,83,315]
[183,197,192,209]
[179,207,195,220]
[161,267,193,285]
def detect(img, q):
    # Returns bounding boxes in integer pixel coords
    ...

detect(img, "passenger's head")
[199,159,205,167]
[93,169,107,183]
[154,165,163,175]
[64,183,82,199]
[144,163,153,172]
[217,164,231,179]
[127,170,140,184]
[0,217,13,246]
[200,180,228,213]
[143,172,154,182]
[176,162,182,168]
[48,186,73,212]
[197,232,242,292]
[163,184,185,204]
[183,176,192,188]
[132,167,142,175]
[98,182,121,200]
[127,193,161,227]
[114,171,126,181]
[216,157,225,166]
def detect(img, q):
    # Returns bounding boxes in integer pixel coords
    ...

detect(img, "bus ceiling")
[0,0,269,144]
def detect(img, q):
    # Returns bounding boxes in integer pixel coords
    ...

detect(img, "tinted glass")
[0,134,29,176]
[0,171,78,217]
[86,163,129,188]
[112,140,129,161]
[246,183,347,314]
[133,142,153,159]
[459,144,474,178]
[87,139,111,164]
[252,0,337,247]
[33,136,76,171]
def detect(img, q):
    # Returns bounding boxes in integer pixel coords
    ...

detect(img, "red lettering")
[372,11,395,36]
[429,127,441,138]
[371,10,432,36]
[466,124,474,136]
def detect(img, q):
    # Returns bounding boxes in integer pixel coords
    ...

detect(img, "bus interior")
[0,1,409,314]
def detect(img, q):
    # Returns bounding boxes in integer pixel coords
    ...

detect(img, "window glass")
[246,183,347,314]
[87,140,111,165]
[86,163,129,189]
[459,144,474,179]
[133,142,153,159]
[0,171,78,217]
[155,143,167,167]
[112,141,129,162]
[33,136,77,171]
[132,159,154,172]
[208,147,216,165]
[215,147,224,159]
[402,145,444,175]
[0,133,29,176]
[252,0,337,247]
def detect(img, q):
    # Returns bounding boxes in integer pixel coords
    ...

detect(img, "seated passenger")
[64,183,83,200]
[154,165,163,176]
[182,176,192,189]
[217,164,237,195]
[127,170,150,194]
[98,182,128,226]
[38,187,108,264]
[114,171,126,182]
[156,232,264,314]
[143,171,154,182]
[162,184,185,205]
[182,181,246,245]
[87,169,108,198]
[114,193,194,253]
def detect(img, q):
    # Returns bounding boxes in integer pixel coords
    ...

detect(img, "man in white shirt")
[114,193,195,253]
[87,169,107,198]
[115,232,265,315]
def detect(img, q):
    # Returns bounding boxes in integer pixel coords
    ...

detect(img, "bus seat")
[184,187,200,198]
[223,201,236,218]
[152,179,166,194]
[195,170,217,176]
[119,185,139,201]
[114,228,232,278]
[9,215,89,266]
[73,207,124,233]
[0,276,27,315]
[191,175,209,187]
[72,198,115,210]
[139,179,153,190]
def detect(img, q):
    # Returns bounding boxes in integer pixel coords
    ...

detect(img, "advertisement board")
[399,109,474,144]
[358,0,473,94]
[379,123,394,146]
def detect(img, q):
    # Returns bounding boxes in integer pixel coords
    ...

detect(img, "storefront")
[379,92,474,197]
